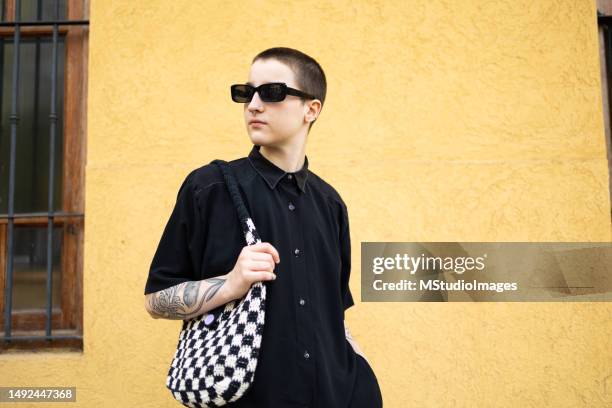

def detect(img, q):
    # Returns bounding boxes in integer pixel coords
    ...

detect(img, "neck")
[258,140,306,173]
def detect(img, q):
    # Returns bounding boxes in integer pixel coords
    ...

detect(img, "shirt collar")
[248,144,309,193]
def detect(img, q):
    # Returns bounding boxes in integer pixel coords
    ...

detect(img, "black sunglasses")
[231,82,315,103]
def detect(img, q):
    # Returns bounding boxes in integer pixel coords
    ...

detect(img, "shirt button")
[288,202,295,211]
[294,248,300,256]
[304,350,310,359]
[287,174,293,179]
[299,298,306,306]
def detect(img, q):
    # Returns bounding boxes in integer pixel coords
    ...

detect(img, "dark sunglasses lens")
[231,85,253,103]
[259,83,286,102]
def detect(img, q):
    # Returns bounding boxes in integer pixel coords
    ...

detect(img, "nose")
[247,90,264,112]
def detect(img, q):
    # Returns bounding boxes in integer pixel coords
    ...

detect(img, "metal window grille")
[1,0,88,344]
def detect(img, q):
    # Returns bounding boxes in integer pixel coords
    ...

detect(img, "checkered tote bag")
[166,159,266,407]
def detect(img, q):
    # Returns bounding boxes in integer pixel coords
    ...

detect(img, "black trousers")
[348,354,383,407]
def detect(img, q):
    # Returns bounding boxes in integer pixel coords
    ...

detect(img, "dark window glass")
[0,36,65,214]
[20,0,67,21]
[12,225,63,310]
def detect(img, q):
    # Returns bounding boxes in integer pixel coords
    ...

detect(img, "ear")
[304,99,322,124]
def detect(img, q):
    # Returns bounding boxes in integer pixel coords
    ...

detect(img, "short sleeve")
[144,170,204,295]
[339,198,355,313]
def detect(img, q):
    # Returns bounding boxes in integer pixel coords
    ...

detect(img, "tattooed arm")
[146,242,279,320]
[145,273,232,320]
[345,321,371,365]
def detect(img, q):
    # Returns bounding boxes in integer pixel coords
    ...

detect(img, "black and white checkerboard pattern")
[166,217,266,407]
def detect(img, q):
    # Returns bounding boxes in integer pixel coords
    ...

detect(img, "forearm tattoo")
[147,277,227,320]
[203,278,226,302]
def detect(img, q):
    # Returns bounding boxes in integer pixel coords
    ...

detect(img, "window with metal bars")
[0,0,88,351]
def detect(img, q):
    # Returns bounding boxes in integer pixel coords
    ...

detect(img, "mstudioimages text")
[372,279,519,293]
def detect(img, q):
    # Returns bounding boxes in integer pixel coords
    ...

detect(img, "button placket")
[291,192,315,378]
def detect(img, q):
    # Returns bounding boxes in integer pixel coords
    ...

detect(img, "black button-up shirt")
[145,144,357,407]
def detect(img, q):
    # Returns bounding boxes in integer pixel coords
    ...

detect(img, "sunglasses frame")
[230,82,316,103]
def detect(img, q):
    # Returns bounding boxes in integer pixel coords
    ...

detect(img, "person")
[144,46,383,408]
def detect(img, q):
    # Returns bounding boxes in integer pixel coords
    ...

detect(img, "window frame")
[0,0,88,351]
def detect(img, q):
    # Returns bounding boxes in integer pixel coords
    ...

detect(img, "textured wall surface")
[1,1,611,407]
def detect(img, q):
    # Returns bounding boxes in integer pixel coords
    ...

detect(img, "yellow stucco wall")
[1,1,611,407]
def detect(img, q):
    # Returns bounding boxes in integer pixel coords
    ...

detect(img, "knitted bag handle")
[210,159,262,245]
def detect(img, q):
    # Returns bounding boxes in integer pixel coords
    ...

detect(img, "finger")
[245,270,276,282]
[248,254,275,271]
[249,252,275,264]
[260,271,277,281]
[256,242,280,264]
[248,260,275,272]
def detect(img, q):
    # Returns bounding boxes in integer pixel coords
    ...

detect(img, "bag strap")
[210,159,262,246]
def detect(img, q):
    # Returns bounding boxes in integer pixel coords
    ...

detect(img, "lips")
[249,120,267,125]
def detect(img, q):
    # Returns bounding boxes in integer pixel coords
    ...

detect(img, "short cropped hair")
[252,47,327,132]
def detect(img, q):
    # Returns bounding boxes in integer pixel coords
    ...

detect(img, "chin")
[248,131,274,146]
